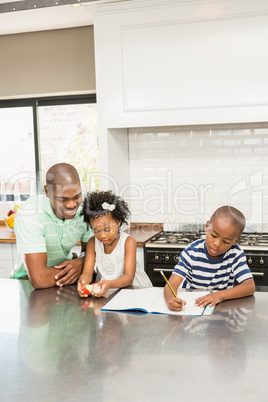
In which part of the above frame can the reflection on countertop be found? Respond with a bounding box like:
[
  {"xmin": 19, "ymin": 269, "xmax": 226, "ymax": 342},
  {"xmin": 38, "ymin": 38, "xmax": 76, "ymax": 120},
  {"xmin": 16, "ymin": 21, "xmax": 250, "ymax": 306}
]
[{"xmin": 1, "ymin": 279, "xmax": 268, "ymax": 401}]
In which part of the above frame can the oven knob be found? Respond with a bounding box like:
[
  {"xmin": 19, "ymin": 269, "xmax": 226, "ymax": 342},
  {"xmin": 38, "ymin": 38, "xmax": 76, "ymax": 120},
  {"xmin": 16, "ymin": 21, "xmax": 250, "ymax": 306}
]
[
  {"xmin": 164, "ymin": 254, "xmax": 170, "ymax": 262},
  {"xmin": 174, "ymin": 255, "xmax": 180, "ymax": 262},
  {"xmin": 260, "ymin": 258, "xmax": 264, "ymax": 265},
  {"xmin": 154, "ymin": 254, "xmax": 160, "ymax": 262},
  {"xmin": 248, "ymin": 257, "xmax": 253, "ymax": 265}
]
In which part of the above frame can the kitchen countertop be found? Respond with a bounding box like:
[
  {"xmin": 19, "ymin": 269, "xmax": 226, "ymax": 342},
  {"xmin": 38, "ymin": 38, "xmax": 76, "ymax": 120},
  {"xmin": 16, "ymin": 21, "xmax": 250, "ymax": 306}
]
[
  {"xmin": 124, "ymin": 222, "xmax": 163, "ymax": 246},
  {"xmin": 0, "ymin": 221, "xmax": 162, "ymax": 246},
  {"xmin": 0, "ymin": 220, "xmax": 16, "ymax": 243},
  {"xmin": 1, "ymin": 278, "xmax": 267, "ymax": 402}
]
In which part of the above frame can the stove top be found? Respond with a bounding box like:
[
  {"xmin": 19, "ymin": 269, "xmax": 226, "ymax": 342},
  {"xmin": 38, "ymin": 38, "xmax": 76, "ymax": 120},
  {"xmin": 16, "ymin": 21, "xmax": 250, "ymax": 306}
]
[
  {"xmin": 238, "ymin": 233, "xmax": 268, "ymax": 251},
  {"xmin": 145, "ymin": 231, "xmax": 268, "ymax": 251},
  {"xmin": 149, "ymin": 232, "xmax": 198, "ymax": 246},
  {"xmin": 145, "ymin": 231, "xmax": 201, "ymax": 249}
]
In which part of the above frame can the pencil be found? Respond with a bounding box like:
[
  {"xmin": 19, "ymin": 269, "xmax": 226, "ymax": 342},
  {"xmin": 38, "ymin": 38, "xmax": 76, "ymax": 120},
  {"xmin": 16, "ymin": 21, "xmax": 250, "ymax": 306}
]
[{"xmin": 160, "ymin": 270, "xmax": 177, "ymax": 298}]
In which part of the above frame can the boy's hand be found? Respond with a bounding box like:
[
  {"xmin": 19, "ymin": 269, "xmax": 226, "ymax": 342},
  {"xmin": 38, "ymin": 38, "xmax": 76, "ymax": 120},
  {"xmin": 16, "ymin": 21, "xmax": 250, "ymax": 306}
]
[
  {"xmin": 194, "ymin": 292, "xmax": 223, "ymax": 307},
  {"xmin": 167, "ymin": 297, "xmax": 186, "ymax": 312}
]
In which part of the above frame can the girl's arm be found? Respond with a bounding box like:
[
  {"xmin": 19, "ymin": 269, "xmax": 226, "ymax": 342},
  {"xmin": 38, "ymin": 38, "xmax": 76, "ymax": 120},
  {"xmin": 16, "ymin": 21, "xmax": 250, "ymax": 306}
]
[
  {"xmin": 77, "ymin": 237, "xmax": 96, "ymax": 297},
  {"xmin": 94, "ymin": 236, "xmax": 136, "ymax": 297}
]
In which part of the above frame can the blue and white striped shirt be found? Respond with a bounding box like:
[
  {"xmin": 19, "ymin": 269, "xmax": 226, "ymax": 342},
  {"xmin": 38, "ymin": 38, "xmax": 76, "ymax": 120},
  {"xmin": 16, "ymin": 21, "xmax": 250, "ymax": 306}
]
[{"xmin": 174, "ymin": 239, "xmax": 253, "ymax": 290}]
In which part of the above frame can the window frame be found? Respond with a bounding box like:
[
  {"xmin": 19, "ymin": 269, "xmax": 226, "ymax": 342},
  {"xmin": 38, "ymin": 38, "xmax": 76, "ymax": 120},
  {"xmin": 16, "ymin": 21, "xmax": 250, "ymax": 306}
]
[{"xmin": 0, "ymin": 94, "xmax": 97, "ymax": 194}]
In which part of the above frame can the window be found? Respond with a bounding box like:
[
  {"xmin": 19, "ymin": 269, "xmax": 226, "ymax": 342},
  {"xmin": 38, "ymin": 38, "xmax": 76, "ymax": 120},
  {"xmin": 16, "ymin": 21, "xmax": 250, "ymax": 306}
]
[
  {"xmin": 0, "ymin": 95, "xmax": 98, "ymax": 210},
  {"xmin": 0, "ymin": 105, "xmax": 36, "ymax": 203}
]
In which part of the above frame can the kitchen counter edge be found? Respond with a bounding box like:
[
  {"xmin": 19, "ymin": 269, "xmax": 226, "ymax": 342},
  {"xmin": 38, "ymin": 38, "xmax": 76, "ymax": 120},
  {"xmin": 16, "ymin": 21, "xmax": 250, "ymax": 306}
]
[{"xmin": 0, "ymin": 220, "xmax": 163, "ymax": 246}]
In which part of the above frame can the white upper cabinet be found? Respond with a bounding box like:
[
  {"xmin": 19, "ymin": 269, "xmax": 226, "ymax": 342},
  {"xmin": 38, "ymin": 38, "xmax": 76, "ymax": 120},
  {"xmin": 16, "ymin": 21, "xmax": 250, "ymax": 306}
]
[{"xmin": 92, "ymin": 0, "xmax": 268, "ymax": 128}]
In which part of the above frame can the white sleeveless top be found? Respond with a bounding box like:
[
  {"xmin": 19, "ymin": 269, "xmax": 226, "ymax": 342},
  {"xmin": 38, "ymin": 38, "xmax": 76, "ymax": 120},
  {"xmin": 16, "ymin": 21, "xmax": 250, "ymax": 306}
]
[{"xmin": 95, "ymin": 231, "xmax": 152, "ymax": 287}]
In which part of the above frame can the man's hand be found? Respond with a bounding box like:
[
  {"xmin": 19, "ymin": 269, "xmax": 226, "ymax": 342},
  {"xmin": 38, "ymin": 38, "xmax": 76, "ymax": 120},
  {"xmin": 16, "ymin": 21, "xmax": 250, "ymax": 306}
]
[{"xmin": 54, "ymin": 257, "xmax": 84, "ymax": 287}]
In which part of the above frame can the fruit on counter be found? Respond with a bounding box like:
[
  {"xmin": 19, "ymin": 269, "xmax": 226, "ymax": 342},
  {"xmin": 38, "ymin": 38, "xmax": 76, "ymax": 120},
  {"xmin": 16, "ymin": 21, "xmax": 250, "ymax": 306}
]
[
  {"xmin": 7, "ymin": 205, "xmax": 20, "ymax": 216},
  {"xmin": 5, "ymin": 205, "xmax": 20, "ymax": 229},
  {"xmin": 6, "ymin": 213, "xmax": 16, "ymax": 229},
  {"xmin": 7, "ymin": 209, "xmax": 16, "ymax": 216}
]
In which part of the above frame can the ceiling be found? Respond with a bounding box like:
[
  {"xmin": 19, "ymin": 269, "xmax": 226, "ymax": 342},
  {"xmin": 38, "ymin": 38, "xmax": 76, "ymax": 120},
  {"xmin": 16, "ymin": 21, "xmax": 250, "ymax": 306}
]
[{"xmin": 0, "ymin": 0, "xmax": 123, "ymax": 35}]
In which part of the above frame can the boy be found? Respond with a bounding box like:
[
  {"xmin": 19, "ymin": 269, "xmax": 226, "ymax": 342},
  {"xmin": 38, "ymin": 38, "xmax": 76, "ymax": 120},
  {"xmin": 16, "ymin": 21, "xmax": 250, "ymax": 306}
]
[{"xmin": 164, "ymin": 206, "xmax": 255, "ymax": 311}]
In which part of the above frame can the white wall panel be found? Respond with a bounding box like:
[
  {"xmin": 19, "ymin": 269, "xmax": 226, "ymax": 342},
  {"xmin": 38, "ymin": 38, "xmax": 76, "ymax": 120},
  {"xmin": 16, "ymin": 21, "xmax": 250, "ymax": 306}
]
[{"xmin": 122, "ymin": 14, "xmax": 268, "ymax": 111}]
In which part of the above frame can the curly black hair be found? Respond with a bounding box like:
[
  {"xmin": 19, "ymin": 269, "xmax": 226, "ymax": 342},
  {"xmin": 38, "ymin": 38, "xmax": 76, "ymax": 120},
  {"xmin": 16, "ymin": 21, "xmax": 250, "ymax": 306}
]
[{"xmin": 81, "ymin": 190, "xmax": 131, "ymax": 229}]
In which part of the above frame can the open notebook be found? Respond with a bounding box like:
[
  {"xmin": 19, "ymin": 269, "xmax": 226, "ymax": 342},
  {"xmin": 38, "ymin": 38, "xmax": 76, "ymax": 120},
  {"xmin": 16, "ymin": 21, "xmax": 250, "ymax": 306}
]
[{"xmin": 101, "ymin": 287, "xmax": 210, "ymax": 316}]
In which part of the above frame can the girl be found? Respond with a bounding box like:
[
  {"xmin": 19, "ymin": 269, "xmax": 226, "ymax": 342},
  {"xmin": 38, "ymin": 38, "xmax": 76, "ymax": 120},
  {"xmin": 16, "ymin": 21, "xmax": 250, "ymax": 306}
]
[{"xmin": 77, "ymin": 190, "xmax": 152, "ymax": 297}]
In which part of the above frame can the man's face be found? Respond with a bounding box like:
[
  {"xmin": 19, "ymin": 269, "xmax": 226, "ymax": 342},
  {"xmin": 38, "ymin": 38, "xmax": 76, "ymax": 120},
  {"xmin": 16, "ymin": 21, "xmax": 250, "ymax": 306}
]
[{"xmin": 45, "ymin": 182, "xmax": 82, "ymax": 220}]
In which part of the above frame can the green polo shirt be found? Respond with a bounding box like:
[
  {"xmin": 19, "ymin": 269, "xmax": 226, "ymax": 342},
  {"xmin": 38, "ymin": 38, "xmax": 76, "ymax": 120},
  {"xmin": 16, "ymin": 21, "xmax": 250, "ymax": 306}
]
[{"xmin": 11, "ymin": 194, "xmax": 93, "ymax": 279}]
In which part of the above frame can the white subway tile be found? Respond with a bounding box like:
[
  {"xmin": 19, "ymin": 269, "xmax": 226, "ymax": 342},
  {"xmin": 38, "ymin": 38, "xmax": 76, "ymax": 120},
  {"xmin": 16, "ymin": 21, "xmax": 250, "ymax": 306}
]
[
  {"xmin": 232, "ymin": 129, "xmax": 252, "ymax": 136},
  {"xmin": 213, "ymin": 130, "xmax": 232, "ymax": 137},
  {"xmin": 254, "ymin": 128, "xmax": 268, "ymax": 135},
  {"xmin": 128, "ymin": 125, "xmax": 268, "ymax": 227},
  {"xmin": 233, "ymin": 148, "xmax": 252, "ymax": 157},
  {"xmin": 243, "ymin": 138, "xmax": 263, "ymax": 146}
]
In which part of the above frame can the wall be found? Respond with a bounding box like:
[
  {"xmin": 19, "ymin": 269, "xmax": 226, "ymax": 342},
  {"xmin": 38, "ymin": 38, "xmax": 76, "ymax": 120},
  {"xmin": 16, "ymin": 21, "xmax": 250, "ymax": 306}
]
[
  {"xmin": 128, "ymin": 123, "xmax": 268, "ymax": 231},
  {"xmin": 91, "ymin": 0, "xmax": 268, "ymax": 229},
  {"xmin": 0, "ymin": 26, "xmax": 95, "ymax": 98}
]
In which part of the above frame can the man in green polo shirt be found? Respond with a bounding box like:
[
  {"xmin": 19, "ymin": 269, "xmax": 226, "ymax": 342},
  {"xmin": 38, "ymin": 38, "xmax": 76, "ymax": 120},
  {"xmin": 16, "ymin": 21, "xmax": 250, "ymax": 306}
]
[{"xmin": 11, "ymin": 163, "xmax": 93, "ymax": 289}]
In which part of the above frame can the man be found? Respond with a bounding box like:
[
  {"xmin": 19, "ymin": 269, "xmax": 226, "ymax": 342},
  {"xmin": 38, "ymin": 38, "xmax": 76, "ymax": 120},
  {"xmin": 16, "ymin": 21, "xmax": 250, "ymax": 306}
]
[{"xmin": 11, "ymin": 163, "xmax": 93, "ymax": 289}]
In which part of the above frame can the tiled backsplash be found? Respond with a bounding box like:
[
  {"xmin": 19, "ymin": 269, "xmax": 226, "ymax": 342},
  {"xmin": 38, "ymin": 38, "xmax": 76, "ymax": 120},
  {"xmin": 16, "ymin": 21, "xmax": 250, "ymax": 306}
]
[{"xmin": 128, "ymin": 123, "xmax": 268, "ymax": 232}]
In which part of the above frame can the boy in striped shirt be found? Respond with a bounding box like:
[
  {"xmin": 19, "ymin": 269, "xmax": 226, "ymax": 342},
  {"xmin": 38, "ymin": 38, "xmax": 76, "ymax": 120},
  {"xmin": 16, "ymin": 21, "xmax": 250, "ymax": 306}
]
[{"xmin": 164, "ymin": 206, "xmax": 255, "ymax": 311}]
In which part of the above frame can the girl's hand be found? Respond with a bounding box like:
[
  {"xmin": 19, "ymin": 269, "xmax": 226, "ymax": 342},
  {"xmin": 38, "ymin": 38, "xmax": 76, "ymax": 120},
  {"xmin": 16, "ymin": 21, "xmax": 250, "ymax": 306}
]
[
  {"xmin": 92, "ymin": 280, "xmax": 110, "ymax": 298},
  {"xmin": 77, "ymin": 273, "xmax": 92, "ymax": 298}
]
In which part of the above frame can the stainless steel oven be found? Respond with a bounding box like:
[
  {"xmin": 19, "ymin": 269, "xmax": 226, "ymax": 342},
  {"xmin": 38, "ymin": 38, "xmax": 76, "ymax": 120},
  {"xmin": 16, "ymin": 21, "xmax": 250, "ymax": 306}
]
[{"xmin": 145, "ymin": 231, "xmax": 268, "ymax": 291}]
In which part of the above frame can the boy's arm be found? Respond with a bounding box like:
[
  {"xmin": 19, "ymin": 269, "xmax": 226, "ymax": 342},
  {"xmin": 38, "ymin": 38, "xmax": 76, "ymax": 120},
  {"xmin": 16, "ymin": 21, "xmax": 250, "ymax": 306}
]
[
  {"xmin": 194, "ymin": 278, "xmax": 255, "ymax": 307},
  {"xmin": 163, "ymin": 273, "xmax": 186, "ymax": 311}
]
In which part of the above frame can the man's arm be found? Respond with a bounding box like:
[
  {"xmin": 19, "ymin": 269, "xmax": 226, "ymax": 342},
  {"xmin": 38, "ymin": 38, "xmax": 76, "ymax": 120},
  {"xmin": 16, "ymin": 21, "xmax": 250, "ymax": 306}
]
[
  {"xmin": 23, "ymin": 244, "xmax": 87, "ymax": 289},
  {"xmin": 23, "ymin": 253, "xmax": 60, "ymax": 289}
]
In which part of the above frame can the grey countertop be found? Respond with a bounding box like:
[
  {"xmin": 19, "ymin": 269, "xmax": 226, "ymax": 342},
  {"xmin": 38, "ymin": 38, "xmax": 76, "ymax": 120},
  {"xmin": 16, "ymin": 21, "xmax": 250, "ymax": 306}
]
[{"xmin": 1, "ymin": 279, "xmax": 267, "ymax": 402}]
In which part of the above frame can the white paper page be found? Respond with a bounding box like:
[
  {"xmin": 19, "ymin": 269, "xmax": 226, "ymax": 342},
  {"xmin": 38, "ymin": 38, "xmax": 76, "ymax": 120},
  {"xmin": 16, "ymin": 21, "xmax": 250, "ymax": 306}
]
[
  {"xmin": 102, "ymin": 288, "xmax": 163, "ymax": 313},
  {"xmin": 101, "ymin": 288, "xmax": 210, "ymax": 316},
  {"xmin": 152, "ymin": 290, "xmax": 209, "ymax": 316}
]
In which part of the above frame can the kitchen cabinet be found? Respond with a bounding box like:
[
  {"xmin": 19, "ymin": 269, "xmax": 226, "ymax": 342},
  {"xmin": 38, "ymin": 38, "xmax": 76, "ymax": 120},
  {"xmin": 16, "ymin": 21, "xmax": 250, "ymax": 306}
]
[
  {"xmin": 94, "ymin": 0, "xmax": 268, "ymax": 130},
  {"xmin": 0, "ymin": 243, "xmax": 17, "ymax": 278}
]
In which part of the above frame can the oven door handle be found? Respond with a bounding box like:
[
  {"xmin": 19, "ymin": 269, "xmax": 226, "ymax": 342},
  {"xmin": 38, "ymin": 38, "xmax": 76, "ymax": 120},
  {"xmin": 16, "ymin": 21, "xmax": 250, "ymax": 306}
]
[
  {"xmin": 252, "ymin": 272, "xmax": 265, "ymax": 277},
  {"xmin": 153, "ymin": 268, "xmax": 174, "ymax": 273}
]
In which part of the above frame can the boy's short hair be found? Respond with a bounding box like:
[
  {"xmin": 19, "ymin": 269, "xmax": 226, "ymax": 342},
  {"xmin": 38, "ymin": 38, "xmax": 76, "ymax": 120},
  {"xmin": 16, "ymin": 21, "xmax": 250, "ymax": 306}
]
[{"xmin": 210, "ymin": 206, "xmax": 246, "ymax": 236}]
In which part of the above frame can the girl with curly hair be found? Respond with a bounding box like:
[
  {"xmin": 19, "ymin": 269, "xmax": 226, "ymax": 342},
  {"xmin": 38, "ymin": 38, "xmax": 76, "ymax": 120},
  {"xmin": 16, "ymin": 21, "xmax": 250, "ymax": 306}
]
[{"xmin": 77, "ymin": 190, "xmax": 152, "ymax": 297}]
